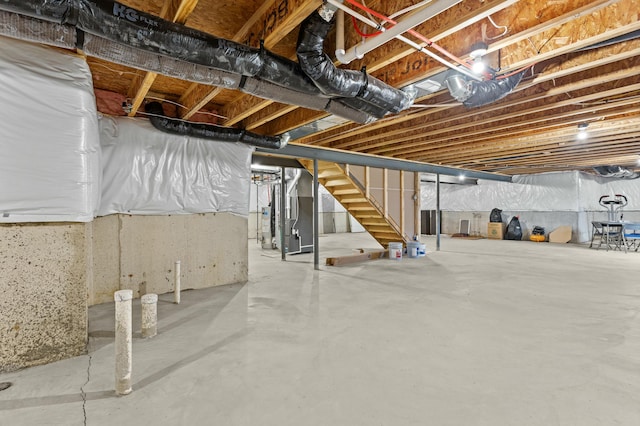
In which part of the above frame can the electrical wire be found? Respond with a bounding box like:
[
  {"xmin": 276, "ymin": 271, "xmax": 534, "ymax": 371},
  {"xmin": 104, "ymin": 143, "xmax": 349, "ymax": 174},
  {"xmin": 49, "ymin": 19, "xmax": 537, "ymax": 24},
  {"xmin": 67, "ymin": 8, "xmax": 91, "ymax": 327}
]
[
  {"xmin": 496, "ymin": 62, "xmax": 538, "ymax": 79},
  {"xmin": 389, "ymin": 0, "xmax": 434, "ymax": 20},
  {"xmin": 351, "ymin": 15, "xmax": 381, "ymax": 38},
  {"xmin": 90, "ymin": 62, "xmax": 141, "ymax": 77},
  {"xmin": 486, "ymin": 15, "xmax": 508, "ymax": 39},
  {"xmin": 359, "ymin": 0, "xmax": 379, "ymax": 26},
  {"xmin": 144, "ymin": 96, "xmax": 228, "ymax": 120},
  {"xmin": 328, "ymin": 0, "xmax": 481, "ymax": 80},
  {"xmin": 343, "ymin": 0, "xmax": 474, "ymax": 73},
  {"xmin": 135, "ymin": 110, "xmax": 237, "ymax": 129}
]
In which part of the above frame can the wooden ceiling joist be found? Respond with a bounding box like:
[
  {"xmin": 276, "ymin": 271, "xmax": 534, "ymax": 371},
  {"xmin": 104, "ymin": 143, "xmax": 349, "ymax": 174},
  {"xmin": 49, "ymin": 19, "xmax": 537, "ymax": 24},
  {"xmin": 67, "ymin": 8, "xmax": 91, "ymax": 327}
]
[{"xmin": 126, "ymin": 0, "xmax": 199, "ymax": 117}]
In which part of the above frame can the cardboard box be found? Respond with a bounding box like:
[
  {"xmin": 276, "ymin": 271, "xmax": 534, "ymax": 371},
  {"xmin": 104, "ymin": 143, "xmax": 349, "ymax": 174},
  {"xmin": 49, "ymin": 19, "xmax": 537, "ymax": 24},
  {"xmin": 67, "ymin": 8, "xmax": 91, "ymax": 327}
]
[{"xmin": 487, "ymin": 222, "xmax": 505, "ymax": 239}]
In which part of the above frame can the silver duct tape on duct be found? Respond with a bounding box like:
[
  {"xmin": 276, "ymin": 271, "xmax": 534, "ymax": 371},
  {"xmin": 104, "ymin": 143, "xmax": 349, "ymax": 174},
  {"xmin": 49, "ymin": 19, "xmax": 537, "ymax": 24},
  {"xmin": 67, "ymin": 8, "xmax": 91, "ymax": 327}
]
[
  {"xmin": 0, "ymin": 0, "xmax": 415, "ymax": 126},
  {"xmin": 0, "ymin": 11, "xmax": 76, "ymax": 49}
]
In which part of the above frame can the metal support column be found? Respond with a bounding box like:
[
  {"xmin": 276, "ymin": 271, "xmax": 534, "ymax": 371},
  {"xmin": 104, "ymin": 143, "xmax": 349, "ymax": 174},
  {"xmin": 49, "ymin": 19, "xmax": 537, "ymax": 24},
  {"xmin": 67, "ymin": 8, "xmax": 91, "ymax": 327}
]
[
  {"xmin": 256, "ymin": 175, "xmax": 260, "ymax": 244},
  {"xmin": 436, "ymin": 173, "xmax": 441, "ymax": 251},
  {"xmin": 313, "ymin": 159, "xmax": 320, "ymax": 270},
  {"xmin": 280, "ymin": 167, "xmax": 286, "ymax": 261}
]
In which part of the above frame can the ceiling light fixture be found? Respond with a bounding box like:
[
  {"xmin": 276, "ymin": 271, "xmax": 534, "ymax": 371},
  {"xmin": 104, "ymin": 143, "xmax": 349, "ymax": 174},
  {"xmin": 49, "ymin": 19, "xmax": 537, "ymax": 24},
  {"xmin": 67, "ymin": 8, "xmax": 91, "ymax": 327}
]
[
  {"xmin": 471, "ymin": 60, "xmax": 486, "ymax": 74},
  {"xmin": 469, "ymin": 41, "xmax": 489, "ymax": 59},
  {"xmin": 577, "ymin": 122, "xmax": 589, "ymax": 140},
  {"xmin": 468, "ymin": 42, "xmax": 492, "ymax": 76}
]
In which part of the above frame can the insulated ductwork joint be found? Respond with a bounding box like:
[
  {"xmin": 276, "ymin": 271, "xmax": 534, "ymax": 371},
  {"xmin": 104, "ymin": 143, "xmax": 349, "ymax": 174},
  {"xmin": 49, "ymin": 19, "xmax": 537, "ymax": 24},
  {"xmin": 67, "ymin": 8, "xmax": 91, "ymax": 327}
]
[
  {"xmin": 445, "ymin": 70, "xmax": 526, "ymax": 108},
  {"xmin": 145, "ymin": 102, "xmax": 287, "ymax": 149}
]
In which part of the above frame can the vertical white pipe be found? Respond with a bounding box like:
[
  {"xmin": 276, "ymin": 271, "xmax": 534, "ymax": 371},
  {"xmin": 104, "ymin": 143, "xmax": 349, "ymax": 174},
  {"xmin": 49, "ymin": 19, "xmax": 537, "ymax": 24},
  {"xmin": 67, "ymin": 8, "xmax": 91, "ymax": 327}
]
[
  {"xmin": 141, "ymin": 293, "xmax": 158, "ymax": 339},
  {"xmin": 335, "ymin": 0, "xmax": 461, "ymax": 63},
  {"xmin": 114, "ymin": 289, "xmax": 133, "ymax": 396},
  {"xmin": 335, "ymin": 9, "xmax": 345, "ymax": 59},
  {"xmin": 174, "ymin": 260, "xmax": 181, "ymax": 304}
]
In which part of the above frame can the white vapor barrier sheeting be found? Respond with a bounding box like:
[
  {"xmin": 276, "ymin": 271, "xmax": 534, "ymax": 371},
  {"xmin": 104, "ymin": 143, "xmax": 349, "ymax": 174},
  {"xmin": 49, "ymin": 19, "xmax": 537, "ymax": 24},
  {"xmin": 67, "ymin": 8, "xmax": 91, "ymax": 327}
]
[
  {"xmin": 578, "ymin": 173, "xmax": 640, "ymax": 211},
  {"xmin": 98, "ymin": 117, "xmax": 252, "ymax": 217},
  {"xmin": 0, "ymin": 36, "xmax": 100, "ymax": 222},
  {"xmin": 421, "ymin": 171, "xmax": 640, "ymax": 212},
  {"xmin": 421, "ymin": 172, "xmax": 580, "ymax": 211}
]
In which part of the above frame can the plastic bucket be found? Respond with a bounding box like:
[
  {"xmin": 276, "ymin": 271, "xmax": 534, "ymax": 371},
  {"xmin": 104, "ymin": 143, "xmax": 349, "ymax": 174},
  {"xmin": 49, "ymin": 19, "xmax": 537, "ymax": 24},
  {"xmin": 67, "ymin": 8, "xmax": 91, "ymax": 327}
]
[
  {"xmin": 407, "ymin": 241, "xmax": 420, "ymax": 258},
  {"xmin": 418, "ymin": 243, "xmax": 426, "ymax": 257},
  {"xmin": 388, "ymin": 242, "xmax": 403, "ymax": 260}
]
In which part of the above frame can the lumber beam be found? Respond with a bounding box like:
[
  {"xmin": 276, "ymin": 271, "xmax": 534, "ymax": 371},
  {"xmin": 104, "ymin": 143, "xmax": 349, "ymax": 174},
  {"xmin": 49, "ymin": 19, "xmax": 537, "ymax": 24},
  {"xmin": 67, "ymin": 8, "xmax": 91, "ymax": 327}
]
[{"xmin": 127, "ymin": 0, "xmax": 199, "ymax": 117}]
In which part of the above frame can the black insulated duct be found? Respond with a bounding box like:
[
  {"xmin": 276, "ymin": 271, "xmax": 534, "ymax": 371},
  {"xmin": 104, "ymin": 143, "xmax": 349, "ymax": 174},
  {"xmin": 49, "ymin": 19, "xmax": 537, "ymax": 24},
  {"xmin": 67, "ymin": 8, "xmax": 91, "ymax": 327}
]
[
  {"xmin": 592, "ymin": 165, "xmax": 640, "ymax": 179},
  {"xmin": 445, "ymin": 70, "xmax": 526, "ymax": 108},
  {"xmin": 296, "ymin": 6, "xmax": 414, "ymax": 119},
  {"xmin": 145, "ymin": 102, "xmax": 288, "ymax": 150},
  {"xmin": 0, "ymin": 0, "xmax": 406, "ymax": 124}
]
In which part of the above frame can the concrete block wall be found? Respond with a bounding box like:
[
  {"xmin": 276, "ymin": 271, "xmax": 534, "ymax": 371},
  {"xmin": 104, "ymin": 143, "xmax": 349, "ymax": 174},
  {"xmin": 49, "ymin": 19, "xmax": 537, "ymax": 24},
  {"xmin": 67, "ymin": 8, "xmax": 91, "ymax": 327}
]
[
  {"xmin": 1, "ymin": 212, "xmax": 248, "ymax": 371},
  {"xmin": 0, "ymin": 223, "xmax": 91, "ymax": 372},
  {"xmin": 92, "ymin": 212, "xmax": 248, "ymax": 306}
]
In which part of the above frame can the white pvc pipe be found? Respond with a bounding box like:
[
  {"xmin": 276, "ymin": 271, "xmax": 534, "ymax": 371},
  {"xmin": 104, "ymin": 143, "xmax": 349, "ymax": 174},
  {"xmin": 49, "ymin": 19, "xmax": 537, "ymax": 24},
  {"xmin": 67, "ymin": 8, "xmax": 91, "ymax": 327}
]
[
  {"xmin": 174, "ymin": 260, "xmax": 181, "ymax": 304},
  {"xmin": 335, "ymin": 0, "xmax": 461, "ymax": 64},
  {"xmin": 114, "ymin": 289, "xmax": 133, "ymax": 396},
  {"xmin": 141, "ymin": 293, "xmax": 158, "ymax": 339},
  {"xmin": 335, "ymin": 9, "xmax": 345, "ymax": 59},
  {"xmin": 329, "ymin": 0, "xmax": 481, "ymax": 81}
]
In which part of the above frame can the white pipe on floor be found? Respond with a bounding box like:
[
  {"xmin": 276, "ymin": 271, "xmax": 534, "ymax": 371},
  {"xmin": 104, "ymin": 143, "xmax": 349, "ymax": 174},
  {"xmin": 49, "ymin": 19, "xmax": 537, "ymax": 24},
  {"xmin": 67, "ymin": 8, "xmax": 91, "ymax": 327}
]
[
  {"xmin": 174, "ymin": 260, "xmax": 181, "ymax": 304},
  {"xmin": 114, "ymin": 289, "xmax": 133, "ymax": 396},
  {"xmin": 141, "ymin": 293, "xmax": 158, "ymax": 339},
  {"xmin": 333, "ymin": 0, "xmax": 461, "ymax": 64}
]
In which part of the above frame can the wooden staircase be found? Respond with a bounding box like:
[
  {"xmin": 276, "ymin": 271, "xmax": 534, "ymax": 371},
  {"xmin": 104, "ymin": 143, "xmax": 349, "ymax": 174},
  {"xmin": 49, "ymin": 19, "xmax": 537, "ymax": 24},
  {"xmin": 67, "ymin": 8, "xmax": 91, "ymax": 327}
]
[{"xmin": 300, "ymin": 160, "xmax": 409, "ymax": 248}]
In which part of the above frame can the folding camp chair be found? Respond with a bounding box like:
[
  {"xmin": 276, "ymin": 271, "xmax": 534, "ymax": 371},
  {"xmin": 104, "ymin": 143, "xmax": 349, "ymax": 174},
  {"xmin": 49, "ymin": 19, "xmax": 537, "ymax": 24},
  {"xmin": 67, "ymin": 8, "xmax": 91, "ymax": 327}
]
[{"xmin": 623, "ymin": 223, "xmax": 640, "ymax": 252}]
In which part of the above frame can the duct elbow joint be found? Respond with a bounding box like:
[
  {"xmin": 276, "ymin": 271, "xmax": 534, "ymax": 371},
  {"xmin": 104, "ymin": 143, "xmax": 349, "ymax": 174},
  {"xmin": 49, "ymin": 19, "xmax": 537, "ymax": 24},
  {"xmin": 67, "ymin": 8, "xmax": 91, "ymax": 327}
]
[{"xmin": 278, "ymin": 133, "xmax": 290, "ymax": 149}]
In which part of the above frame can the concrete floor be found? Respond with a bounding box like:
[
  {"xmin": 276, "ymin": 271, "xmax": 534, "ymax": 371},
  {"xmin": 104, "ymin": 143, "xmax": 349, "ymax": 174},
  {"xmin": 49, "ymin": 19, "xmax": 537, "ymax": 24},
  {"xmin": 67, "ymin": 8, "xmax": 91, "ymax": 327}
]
[{"xmin": 1, "ymin": 232, "xmax": 640, "ymax": 425}]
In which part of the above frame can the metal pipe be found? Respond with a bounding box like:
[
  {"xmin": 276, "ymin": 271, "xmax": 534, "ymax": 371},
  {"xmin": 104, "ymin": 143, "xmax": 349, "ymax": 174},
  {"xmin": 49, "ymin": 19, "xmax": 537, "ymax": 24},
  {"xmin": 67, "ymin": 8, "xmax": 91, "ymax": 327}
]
[
  {"xmin": 280, "ymin": 166, "xmax": 287, "ymax": 261},
  {"xmin": 313, "ymin": 159, "xmax": 320, "ymax": 270},
  {"xmin": 114, "ymin": 289, "xmax": 133, "ymax": 396},
  {"xmin": 436, "ymin": 173, "xmax": 441, "ymax": 251},
  {"xmin": 256, "ymin": 178, "xmax": 260, "ymax": 244},
  {"xmin": 141, "ymin": 293, "xmax": 158, "ymax": 339},
  {"xmin": 174, "ymin": 261, "xmax": 181, "ymax": 304},
  {"xmin": 338, "ymin": 0, "xmax": 461, "ymax": 64}
]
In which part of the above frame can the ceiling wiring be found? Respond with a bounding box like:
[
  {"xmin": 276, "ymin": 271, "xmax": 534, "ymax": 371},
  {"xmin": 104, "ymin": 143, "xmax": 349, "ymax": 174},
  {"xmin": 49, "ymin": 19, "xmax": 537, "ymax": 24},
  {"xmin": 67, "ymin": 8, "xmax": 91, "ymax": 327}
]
[{"xmin": 144, "ymin": 96, "xmax": 229, "ymax": 120}]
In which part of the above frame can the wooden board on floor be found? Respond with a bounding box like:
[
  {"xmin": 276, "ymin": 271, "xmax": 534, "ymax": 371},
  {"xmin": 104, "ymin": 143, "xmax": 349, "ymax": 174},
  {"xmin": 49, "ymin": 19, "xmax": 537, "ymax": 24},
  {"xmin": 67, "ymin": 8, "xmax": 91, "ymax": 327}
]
[{"xmin": 326, "ymin": 249, "xmax": 388, "ymax": 266}]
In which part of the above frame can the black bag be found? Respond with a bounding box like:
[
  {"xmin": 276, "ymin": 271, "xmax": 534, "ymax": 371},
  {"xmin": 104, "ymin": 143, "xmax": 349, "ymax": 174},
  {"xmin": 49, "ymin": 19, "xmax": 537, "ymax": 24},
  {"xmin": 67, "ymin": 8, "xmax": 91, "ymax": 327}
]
[
  {"xmin": 505, "ymin": 216, "xmax": 523, "ymax": 240},
  {"xmin": 490, "ymin": 208, "xmax": 503, "ymax": 223},
  {"xmin": 532, "ymin": 226, "xmax": 545, "ymax": 236}
]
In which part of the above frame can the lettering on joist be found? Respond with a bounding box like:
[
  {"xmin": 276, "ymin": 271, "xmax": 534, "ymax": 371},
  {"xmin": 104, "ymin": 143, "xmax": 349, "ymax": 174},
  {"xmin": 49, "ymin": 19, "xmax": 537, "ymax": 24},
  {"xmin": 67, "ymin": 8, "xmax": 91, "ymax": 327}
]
[
  {"xmin": 372, "ymin": 55, "xmax": 436, "ymax": 87},
  {"xmin": 244, "ymin": 0, "xmax": 290, "ymax": 48}
]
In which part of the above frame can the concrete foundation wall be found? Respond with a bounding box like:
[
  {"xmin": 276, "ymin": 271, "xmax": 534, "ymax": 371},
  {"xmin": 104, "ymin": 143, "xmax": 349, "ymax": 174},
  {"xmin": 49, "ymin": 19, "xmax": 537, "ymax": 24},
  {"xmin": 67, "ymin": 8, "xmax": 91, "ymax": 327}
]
[
  {"xmin": 1, "ymin": 213, "xmax": 248, "ymax": 371},
  {"xmin": 0, "ymin": 223, "xmax": 90, "ymax": 372},
  {"xmin": 92, "ymin": 212, "xmax": 248, "ymax": 305}
]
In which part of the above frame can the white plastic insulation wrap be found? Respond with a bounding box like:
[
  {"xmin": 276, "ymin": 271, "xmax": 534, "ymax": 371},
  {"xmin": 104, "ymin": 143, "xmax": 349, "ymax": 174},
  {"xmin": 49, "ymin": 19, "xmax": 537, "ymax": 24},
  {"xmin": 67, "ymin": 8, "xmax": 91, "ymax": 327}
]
[
  {"xmin": 421, "ymin": 171, "xmax": 640, "ymax": 212},
  {"xmin": 0, "ymin": 36, "xmax": 100, "ymax": 222},
  {"xmin": 421, "ymin": 172, "xmax": 580, "ymax": 211},
  {"xmin": 578, "ymin": 173, "xmax": 640, "ymax": 211},
  {"xmin": 97, "ymin": 117, "xmax": 252, "ymax": 217}
]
